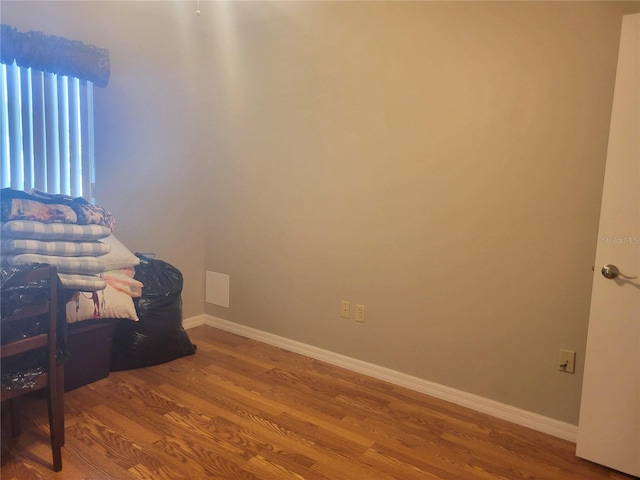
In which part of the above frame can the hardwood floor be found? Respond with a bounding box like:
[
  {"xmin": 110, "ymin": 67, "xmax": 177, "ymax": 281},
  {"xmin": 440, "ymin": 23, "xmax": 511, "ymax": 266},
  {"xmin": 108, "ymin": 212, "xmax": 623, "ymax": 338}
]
[{"xmin": 1, "ymin": 325, "xmax": 636, "ymax": 479}]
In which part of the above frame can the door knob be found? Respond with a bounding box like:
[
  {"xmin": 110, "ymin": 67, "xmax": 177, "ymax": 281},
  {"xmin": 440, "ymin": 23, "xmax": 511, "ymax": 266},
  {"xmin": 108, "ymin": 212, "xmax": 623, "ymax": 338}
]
[{"xmin": 601, "ymin": 264, "xmax": 638, "ymax": 280}]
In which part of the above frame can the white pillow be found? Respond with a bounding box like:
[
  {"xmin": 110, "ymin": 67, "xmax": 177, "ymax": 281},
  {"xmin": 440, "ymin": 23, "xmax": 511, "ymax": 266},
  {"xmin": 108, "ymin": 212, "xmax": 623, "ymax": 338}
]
[
  {"xmin": 98, "ymin": 234, "xmax": 140, "ymax": 270},
  {"xmin": 66, "ymin": 284, "xmax": 138, "ymax": 324}
]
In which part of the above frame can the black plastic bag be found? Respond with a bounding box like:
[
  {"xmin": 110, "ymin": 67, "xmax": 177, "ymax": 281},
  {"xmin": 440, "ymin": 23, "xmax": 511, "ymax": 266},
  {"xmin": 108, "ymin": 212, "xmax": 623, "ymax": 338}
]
[{"xmin": 110, "ymin": 255, "xmax": 195, "ymax": 371}]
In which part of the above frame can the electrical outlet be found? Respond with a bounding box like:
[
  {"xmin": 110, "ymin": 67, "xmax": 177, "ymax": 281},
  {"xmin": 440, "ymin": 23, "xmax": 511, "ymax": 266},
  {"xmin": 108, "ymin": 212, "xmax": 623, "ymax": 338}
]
[
  {"xmin": 356, "ymin": 304, "xmax": 366, "ymax": 323},
  {"xmin": 559, "ymin": 349, "xmax": 576, "ymax": 374},
  {"xmin": 341, "ymin": 300, "xmax": 350, "ymax": 319}
]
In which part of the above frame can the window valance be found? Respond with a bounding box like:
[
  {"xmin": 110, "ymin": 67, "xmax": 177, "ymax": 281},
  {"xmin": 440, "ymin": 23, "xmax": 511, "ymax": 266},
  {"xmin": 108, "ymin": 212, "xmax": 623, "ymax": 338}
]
[{"xmin": 0, "ymin": 24, "xmax": 110, "ymax": 87}]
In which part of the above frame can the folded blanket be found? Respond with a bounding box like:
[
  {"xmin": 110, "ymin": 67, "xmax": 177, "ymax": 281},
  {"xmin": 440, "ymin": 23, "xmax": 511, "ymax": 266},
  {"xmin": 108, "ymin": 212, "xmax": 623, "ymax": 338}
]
[
  {"xmin": 57, "ymin": 273, "xmax": 107, "ymax": 292},
  {"xmin": 2, "ymin": 253, "xmax": 105, "ymax": 275},
  {"xmin": 2, "ymin": 198, "xmax": 77, "ymax": 223},
  {"xmin": 1, "ymin": 220, "xmax": 111, "ymax": 241},
  {"xmin": 2, "ymin": 238, "xmax": 111, "ymax": 257},
  {"xmin": 0, "ymin": 188, "xmax": 115, "ymax": 229}
]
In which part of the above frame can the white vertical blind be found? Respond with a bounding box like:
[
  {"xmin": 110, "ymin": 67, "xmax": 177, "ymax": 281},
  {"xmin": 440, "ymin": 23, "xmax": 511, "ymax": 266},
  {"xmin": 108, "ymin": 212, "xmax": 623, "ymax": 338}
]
[
  {"xmin": 20, "ymin": 67, "xmax": 34, "ymax": 190},
  {"xmin": 0, "ymin": 65, "xmax": 8, "ymax": 188},
  {"xmin": 6, "ymin": 60, "xmax": 23, "ymax": 189},
  {"xmin": 0, "ymin": 60, "xmax": 95, "ymax": 201}
]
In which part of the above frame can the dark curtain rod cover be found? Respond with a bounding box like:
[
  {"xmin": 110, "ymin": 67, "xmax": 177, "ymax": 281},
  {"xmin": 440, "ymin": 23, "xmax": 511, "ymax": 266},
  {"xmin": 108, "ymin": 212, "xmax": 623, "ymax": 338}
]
[{"xmin": 0, "ymin": 24, "xmax": 110, "ymax": 87}]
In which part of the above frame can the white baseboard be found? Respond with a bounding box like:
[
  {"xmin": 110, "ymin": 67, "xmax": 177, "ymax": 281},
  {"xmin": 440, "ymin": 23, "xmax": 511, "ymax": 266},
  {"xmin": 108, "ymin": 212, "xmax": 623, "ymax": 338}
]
[
  {"xmin": 183, "ymin": 314, "xmax": 206, "ymax": 330},
  {"xmin": 183, "ymin": 314, "xmax": 578, "ymax": 443}
]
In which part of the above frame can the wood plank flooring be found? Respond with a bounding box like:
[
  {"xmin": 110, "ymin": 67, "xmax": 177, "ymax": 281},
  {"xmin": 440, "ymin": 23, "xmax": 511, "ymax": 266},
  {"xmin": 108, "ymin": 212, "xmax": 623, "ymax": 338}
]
[{"xmin": 1, "ymin": 325, "xmax": 637, "ymax": 479}]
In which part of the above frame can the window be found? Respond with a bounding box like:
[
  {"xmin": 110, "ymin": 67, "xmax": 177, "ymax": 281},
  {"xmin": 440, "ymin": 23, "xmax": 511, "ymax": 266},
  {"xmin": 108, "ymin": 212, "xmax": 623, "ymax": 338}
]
[
  {"xmin": 0, "ymin": 24, "xmax": 110, "ymax": 203},
  {"xmin": 1, "ymin": 61, "xmax": 96, "ymax": 202}
]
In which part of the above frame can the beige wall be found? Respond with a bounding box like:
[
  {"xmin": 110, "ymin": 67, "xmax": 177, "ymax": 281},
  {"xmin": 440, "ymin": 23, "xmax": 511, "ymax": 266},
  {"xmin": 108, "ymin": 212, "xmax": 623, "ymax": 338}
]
[
  {"xmin": 202, "ymin": 1, "xmax": 640, "ymax": 425},
  {"xmin": 3, "ymin": 1, "xmax": 639, "ymax": 425}
]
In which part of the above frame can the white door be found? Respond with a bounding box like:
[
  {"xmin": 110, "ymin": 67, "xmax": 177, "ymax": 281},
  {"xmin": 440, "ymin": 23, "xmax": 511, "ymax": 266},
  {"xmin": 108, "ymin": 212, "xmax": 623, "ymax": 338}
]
[{"xmin": 576, "ymin": 13, "xmax": 640, "ymax": 477}]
